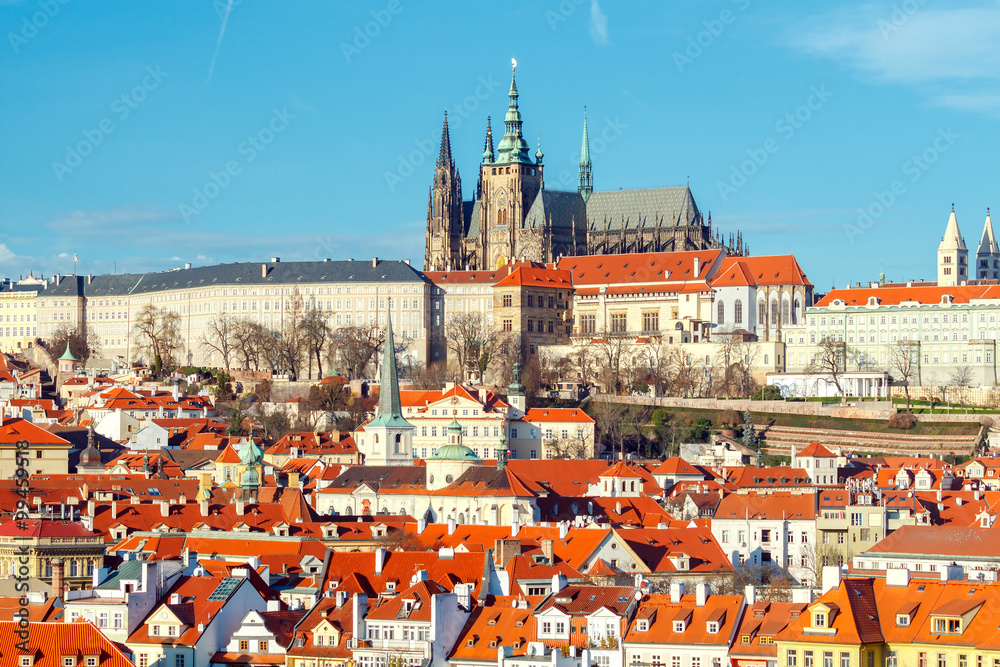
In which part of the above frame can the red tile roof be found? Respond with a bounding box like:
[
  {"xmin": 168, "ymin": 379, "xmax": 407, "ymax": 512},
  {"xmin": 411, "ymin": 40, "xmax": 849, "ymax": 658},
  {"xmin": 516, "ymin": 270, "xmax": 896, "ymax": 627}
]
[
  {"xmin": 1, "ymin": 620, "xmax": 134, "ymax": 666},
  {"xmin": 709, "ymin": 255, "xmax": 812, "ymax": 288}
]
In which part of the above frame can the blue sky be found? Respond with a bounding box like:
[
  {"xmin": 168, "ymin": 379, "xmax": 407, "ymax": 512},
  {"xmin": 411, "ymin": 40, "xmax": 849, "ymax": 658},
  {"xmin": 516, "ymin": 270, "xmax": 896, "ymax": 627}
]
[{"xmin": 1, "ymin": 0, "xmax": 999, "ymax": 290}]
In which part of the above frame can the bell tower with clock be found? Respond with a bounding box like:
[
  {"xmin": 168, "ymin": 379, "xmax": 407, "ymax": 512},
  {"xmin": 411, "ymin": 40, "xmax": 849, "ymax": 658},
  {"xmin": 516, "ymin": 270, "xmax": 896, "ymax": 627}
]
[{"xmin": 475, "ymin": 59, "xmax": 544, "ymax": 269}]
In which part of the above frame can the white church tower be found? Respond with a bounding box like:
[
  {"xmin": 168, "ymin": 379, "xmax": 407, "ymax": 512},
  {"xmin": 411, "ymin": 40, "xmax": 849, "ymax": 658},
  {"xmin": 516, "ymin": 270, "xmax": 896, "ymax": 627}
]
[
  {"xmin": 976, "ymin": 208, "xmax": 999, "ymax": 281},
  {"xmin": 938, "ymin": 205, "xmax": 968, "ymax": 287}
]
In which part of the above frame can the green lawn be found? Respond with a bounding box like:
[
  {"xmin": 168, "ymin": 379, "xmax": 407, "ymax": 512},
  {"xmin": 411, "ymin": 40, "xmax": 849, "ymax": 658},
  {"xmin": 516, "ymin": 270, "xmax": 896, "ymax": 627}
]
[{"xmin": 587, "ymin": 402, "xmax": 981, "ymax": 437}]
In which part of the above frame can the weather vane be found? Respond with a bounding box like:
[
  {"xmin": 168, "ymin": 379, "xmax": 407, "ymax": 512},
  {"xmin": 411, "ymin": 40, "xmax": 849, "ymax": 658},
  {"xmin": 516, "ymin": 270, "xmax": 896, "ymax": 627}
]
[{"xmin": 511, "ymin": 57, "xmax": 517, "ymax": 72}]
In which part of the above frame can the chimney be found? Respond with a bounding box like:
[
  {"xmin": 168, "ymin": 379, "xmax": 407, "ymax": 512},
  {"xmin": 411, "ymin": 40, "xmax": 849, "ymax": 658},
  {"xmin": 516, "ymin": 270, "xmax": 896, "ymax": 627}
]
[
  {"xmin": 372, "ymin": 257, "xmax": 378, "ymax": 268},
  {"xmin": 559, "ymin": 522, "xmax": 569, "ymax": 539},
  {"xmin": 540, "ymin": 538, "xmax": 554, "ymax": 564},
  {"xmin": 693, "ymin": 256, "xmax": 701, "ymax": 277},
  {"xmin": 822, "ymin": 565, "xmax": 842, "ymax": 594},
  {"xmin": 200, "ymin": 499, "xmax": 209, "ymax": 517},
  {"xmin": 447, "ymin": 517, "xmax": 456, "ymax": 535},
  {"xmin": 743, "ymin": 584, "xmax": 756, "ymax": 605},
  {"xmin": 511, "ymin": 519, "xmax": 520, "ymax": 537},
  {"xmin": 179, "ymin": 494, "xmax": 187, "ymax": 505},
  {"xmin": 288, "ymin": 472, "xmax": 300, "ymax": 489},
  {"xmin": 942, "ymin": 562, "xmax": 964, "ymax": 582},
  {"xmin": 261, "ymin": 264, "xmax": 268, "ymax": 278},
  {"xmin": 271, "ymin": 257, "xmax": 280, "ymax": 263},
  {"xmin": 551, "ymin": 574, "xmax": 567, "ymax": 594},
  {"xmin": 236, "ymin": 499, "xmax": 245, "ymax": 516},
  {"xmin": 937, "ymin": 489, "xmax": 943, "ymax": 502},
  {"xmin": 957, "ymin": 497, "xmax": 963, "ymax": 506},
  {"xmin": 975, "ymin": 490, "xmax": 981, "ymax": 501},
  {"xmin": 266, "ymin": 599, "xmax": 281, "ymax": 612},
  {"xmin": 337, "ymin": 589, "xmax": 349, "ymax": 607},
  {"xmin": 87, "ymin": 498, "xmax": 95, "ymax": 516},
  {"xmin": 886, "ymin": 568, "xmax": 910, "ymax": 587},
  {"xmin": 51, "ymin": 558, "xmax": 66, "ymax": 600},
  {"xmin": 374, "ymin": 547, "xmax": 387, "ymax": 575},
  {"xmin": 417, "ymin": 518, "xmax": 426, "ymax": 534},
  {"xmin": 160, "ymin": 500, "xmax": 169, "ymax": 517},
  {"xmin": 111, "ymin": 501, "xmax": 118, "ymax": 519},
  {"xmin": 184, "ymin": 263, "xmax": 191, "ymax": 270},
  {"xmin": 695, "ymin": 583, "xmax": 709, "ymax": 607},
  {"xmin": 670, "ymin": 582, "xmax": 685, "ymax": 604},
  {"xmin": 170, "ymin": 593, "xmax": 181, "ymax": 604}
]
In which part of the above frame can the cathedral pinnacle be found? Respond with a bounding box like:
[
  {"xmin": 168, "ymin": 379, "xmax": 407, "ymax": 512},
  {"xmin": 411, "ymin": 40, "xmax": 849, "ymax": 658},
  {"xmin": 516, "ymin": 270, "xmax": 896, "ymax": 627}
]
[
  {"xmin": 437, "ymin": 111, "xmax": 452, "ymax": 167},
  {"xmin": 496, "ymin": 61, "xmax": 531, "ymax": 164},
  {"xmin": 578, "ymin": 109, "xmax": 593, "ymax": 202},
  {"xmin": 482, "ymin": 115, "xmax": 495, "ymax": 163}
]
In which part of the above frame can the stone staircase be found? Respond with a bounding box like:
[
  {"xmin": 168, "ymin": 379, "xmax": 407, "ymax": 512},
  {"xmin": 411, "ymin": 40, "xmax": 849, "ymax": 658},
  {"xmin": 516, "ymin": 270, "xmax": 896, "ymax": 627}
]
[{"xmin": 761, "ymin": 424, "xmax": 978, "ymax": 455}]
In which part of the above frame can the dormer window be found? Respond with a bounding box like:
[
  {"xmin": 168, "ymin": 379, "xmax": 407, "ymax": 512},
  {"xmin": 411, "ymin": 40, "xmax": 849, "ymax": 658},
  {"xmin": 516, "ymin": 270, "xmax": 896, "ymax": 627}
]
[
  {"xmin": 673, "ymin": 620, "xmax": 686, "ymax": 632},
  {"xmin": 813, "ymin": 612, "xmax": 826, "ymax": 628},
  {"xmin": 636, "ymin": 620, "xmax": 648, "ymax": 632},
  {"xmin": 896, "ymin": 614, "xmax": 910, "ymax": 627},
  {"xmin": 932, "ymin": 618, "xmax": 962, "ymax": 634},
  {"xmin": 20, "ymin": 658, "xmax": 33, "ymax": 667},
  {"xmin": 63, "ymin": 659, "xmax": 75, "ymax": 667},
  {"xmin": 707, "ymin": 622, "xmax": 719, "ymax": 634}
]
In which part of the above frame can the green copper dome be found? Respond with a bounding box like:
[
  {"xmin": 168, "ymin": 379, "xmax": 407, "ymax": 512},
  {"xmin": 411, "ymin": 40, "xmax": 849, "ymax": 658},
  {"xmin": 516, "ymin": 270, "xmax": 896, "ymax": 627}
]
[
  {"xmin": 447, "ymin": 416, "xmax": 463, "ymax": 435},
  {"xmin": 431, "ymin": 443, "xmax": 481, "ymax": 461},
  {"xmin": 59, "ymin": 343, "xmax": 77, "ymax": 362}
]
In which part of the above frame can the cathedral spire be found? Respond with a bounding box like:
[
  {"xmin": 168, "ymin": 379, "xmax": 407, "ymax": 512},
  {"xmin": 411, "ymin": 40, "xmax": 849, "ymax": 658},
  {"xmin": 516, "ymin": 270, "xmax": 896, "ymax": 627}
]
[
  {"xmin": 578, "ymin": 109, "xmax": 593, "ymax": 202},
  {"xmin": 482, "ymin": 115, "xmax": 495, "ymax": 164},
  {"xmin": 437, "ymin": 111, "xmax": 452, "ymax": 166},
  {"xmin": 496, "ymin": 61, "xmax": 531, "ymax": 164}
]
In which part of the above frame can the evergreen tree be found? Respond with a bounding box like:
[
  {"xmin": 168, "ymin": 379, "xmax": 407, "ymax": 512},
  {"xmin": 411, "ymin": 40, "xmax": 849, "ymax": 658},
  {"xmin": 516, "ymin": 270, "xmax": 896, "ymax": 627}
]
[{"xmin": 741, "ymin": 410, "xmax": 759, "ymax": 450}]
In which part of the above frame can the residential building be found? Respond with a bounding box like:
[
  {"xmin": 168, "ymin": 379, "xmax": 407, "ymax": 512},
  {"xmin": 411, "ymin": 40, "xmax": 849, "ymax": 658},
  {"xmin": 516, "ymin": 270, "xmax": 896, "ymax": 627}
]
[
  {"xmin": 492, "ymin": 265, "xmax": 573, "ymax": 356},
  {"xmin": 0, "ymin": 417, "xmax": 72, "ymax": 477},
  {"xmin": 0, "ymin": 519, "xmax": 105, "ymax": 592},
  {"xmin": 212, "ymin": 606, "xmax": 304, "ymax": 667},
  {"xmin": 125, "ymin": 569, "xmax": 267, "ymax": 667},
  {"xmin": 709, "ymin": 254, "xmax": 813, "ymax": 342},
  {"xmin": 712, "ymin": 490, "xmax": 818, "ymax": 586},
  {"xmin": 2, "ymin": 620, "xmax": 135, "ymax": 667},
  {"xmin": 623, "ymin": 585, "xmax": 743, "ymax": 667}
]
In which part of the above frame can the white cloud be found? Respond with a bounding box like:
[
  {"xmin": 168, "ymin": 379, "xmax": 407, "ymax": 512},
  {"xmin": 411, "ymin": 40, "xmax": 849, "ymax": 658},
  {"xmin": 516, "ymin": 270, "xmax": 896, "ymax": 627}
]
[
  {"xmin": 589, "ymin": 0, "xmax": 611, "ymax": 47},
  {"xmin": 787, "ymin": 2, "xmax": 1000, "ymax": 113}
]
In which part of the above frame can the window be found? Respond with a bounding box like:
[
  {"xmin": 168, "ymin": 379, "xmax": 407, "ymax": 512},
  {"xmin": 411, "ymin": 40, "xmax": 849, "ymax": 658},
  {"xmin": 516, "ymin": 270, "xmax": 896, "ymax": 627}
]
[
  {"xmin": 813, "ymin": 613, "xmax": 826, "ymax": 628},
  {"xmin": 259, "ymin": 641, "xmax": 268, "ymax": 652},
  {"xmin": 240, "ymin": 640, "xmax": 249, "ymax": 652},
  {"xmin": 717, "ymin": 301, "xmax": 725, "ymax": 323},
  {"xmin": 642, "ymin": 311, "xmax": 659, "ymax": 332},
  {"xmin": 610, "ymin": 312, "xmax": 627, "ymax": 333},
  {"xmin": 734, "ymin": 299, "xmax": 743, "ymax": 324},
  {"xmin": 580, "ymin": 314, "xmax": 596, "ymax": 334},
  {"xmin": 841, "ymin": 654, "xmax": 850, "ymax": 667},
  {"xmin": 788, "ymin": 651, "xmax": 798, "ymax": 667},
  {"xmin": 175, "ymin": 657, "xmax": 185, "ymax": 667},
  {"xmin": 502, "ymin": 294, "xmax": 512, "ymax": 307}
]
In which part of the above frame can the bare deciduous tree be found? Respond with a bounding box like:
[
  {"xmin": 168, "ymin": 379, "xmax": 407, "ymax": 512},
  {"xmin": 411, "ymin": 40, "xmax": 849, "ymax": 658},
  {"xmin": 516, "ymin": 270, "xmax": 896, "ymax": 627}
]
[
  {"xmin": 807, "ymin": 339, "xmax": 848, "ymax": 397},
  {"xmin": 201, "ymin": 315, "xmax": 236, "ymax": 370},
  {"xmin": 45, "ymin": 323, "xmax": 101, "ymax": 368},
  {"xmin": 444, "ymin": 312, "xmax": 504, "ymax": 383},
  {"xmin": 330, "ymin": 324, "xmax": 384, "ymax": 379},
  {"xmin": 132, "ymin": 304, "xmax": 182, "ymax": 369},
  {"xmin": 300, "ymin": 308, "xmax": 332, "ymax": 379},
  {"xmin": 889, "ymin": 340, "xmax": 921, "ymax": 412}
]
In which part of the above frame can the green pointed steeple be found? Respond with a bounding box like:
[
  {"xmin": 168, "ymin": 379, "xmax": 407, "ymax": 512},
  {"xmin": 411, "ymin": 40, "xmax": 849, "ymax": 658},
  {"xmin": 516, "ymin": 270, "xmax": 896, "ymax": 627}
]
[
  {"xmin": 369, "ymin": 306, "xmax": 411, "ymax": 429},
  {"xmin": 578, "ymin": 109, "xmax": 593, "ymax": 202},
  {"xmin": 495, "ymin": 63, "xmax": 531, "ymax": 165},
  {"xmin": 482, "ymin": 115, "xmax": 495, "ymax": 164},
  {"xmin": 59, "ymin": 342, "xmax": 77, "ymax": 362}
]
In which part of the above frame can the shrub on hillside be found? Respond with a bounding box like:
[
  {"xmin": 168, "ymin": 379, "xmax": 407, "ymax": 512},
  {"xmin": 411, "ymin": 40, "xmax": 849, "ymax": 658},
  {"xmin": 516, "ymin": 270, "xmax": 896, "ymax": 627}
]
[{"xmin": 888, "ymin": 412, "xmax": 917, "ymax": 430}]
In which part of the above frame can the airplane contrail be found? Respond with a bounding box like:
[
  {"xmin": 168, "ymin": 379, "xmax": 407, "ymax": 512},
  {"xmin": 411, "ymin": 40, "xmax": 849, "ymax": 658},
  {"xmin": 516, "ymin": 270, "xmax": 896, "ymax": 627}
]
[{"xmin": 206, "ymin": 0, "xmax": 234, "ymax": 85}]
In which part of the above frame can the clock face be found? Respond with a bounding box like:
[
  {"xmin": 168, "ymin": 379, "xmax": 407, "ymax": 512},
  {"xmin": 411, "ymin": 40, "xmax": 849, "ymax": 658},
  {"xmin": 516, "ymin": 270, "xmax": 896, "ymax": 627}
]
[{"xmin": 497, "ymin": 190, "xmax": 508, "ymax": 208}]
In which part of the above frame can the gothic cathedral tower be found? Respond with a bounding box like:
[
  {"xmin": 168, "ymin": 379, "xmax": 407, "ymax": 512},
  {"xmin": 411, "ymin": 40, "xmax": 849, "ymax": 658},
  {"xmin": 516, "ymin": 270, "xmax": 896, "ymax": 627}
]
[
  {"xmin": 424, "ymin": 112, "xmax": 463, "ymax": 271},
  {"xmin": 472, "ymin": 62, "xmax": 544, "ymax": 269}
]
